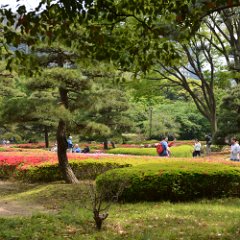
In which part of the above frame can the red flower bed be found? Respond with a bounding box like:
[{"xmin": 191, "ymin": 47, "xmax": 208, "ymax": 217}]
[
  {"xmin": 11, "ymin": 142, "xmax": 46, "ymax": 149},
  {"xmin": 0, "ymin": 152, "xmax": 133, "ymax": 170}
]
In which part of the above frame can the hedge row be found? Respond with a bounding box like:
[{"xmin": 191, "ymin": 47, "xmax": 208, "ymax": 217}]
[
  {"xmin": 107, "ymin": 145, "xmax": 193, "ymax": 157},
  {"xmin": 96, "ymin": 162, "xmax": 240, "ymax": 202},
  {"xmin": 1, "ymin": 160, "xmax": 131, "ymax": 182}
]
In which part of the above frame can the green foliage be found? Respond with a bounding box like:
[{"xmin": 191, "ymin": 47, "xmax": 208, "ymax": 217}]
[
  {"xmin": 128, "ymin": 99, "xmax": 210, "ymax": 140},
  {"xmin": 97, "ymin": 162, "xmax": 240, "ymax": 202},
  {"xmin": 107, "ymin": 145, "xmax": 193, "ymax": 158},
  {"xmin": 75, "ymin": 83, "xmax": 133, "ymax": 141},
  {"xmin": 18, "ymin": 160, "xmax": 131, "ymax": 182},
  {"xmin": 215, "ymin": 85, "xmax": 240, "ymax": 144}
]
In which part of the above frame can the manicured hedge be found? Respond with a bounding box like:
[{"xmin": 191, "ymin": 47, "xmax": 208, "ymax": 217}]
[
  {"xmin": 16, "ymin": 160, "xmax": 131, "ymax": 182},
  {"xmin": 96, "ymin": 161, "xmax": 240, "ymax": 202},
  {"xmin": 107, "ymin": 145, "xmax": 193, "ymax": 158}
]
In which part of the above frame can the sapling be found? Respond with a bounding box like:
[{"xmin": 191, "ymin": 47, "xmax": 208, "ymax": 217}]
[{"xmin": 83, "ymin": 168, "xmax": 129, "ymax": 230}]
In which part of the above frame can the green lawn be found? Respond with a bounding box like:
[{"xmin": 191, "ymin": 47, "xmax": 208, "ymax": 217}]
[
  {"xmin": 1, "ymin": 181, "xmax": 240, "ymax": 240},
  {"xmin": 107, "ymin": 145, "xmax": 193, "ymax": 158}
]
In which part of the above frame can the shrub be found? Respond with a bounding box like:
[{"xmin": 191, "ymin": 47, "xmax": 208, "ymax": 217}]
[
  {"xmin": 107, "ymin": 145, "xmax": 193, "ymax": 158},
  {"xmin": 96, "ymin": 161, "xmax": 240, "ymax": 202},
  {"xmin": 18, "ymin": 160, "xmax": 131, "ymax": 182}
]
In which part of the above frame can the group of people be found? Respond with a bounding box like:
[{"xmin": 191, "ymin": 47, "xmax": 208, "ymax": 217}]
[
  {"xmin": 157, "ymin": 135, "xmax": 240, "ymax": 161},
  {"xmin": 67, "ymin": 136, "xmax": 90, "ymax": 153},
  {"xmin": 156, "ymin": 137, "xmax": 205, "ymax": 158},
  {"xmin": 51, "ymin": 136, "xmax": 90, "ymax": 153}
]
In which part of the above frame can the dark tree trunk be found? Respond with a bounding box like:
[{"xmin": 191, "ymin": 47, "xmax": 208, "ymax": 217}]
[
  {"xmin": 211, "ymin": 115, "xmax": 217, "ymax": 139},
  {"xmin": 149, "ymin": 107, "xmax": 153, "ymax": 139},
  {"xmin": 57, "ymin": 87, "xmax": 78, "ymax": 184},
  {"xmin": 93, "ymin": 210, "xmax": 108, "ymax": 230},
  {"xmin": 57, "ymin": 119, "xmax": 79, "ymax": 184},
  {"xmin": 103, "ymin": 139, "xmax": 108, "ymax": 150},
  {"xmin": 94, "ymin": 212, "xmax": 103, "ymax": 230},
  {"xmin": 111, "ymin": 141, "xmax": 115, "ymax": 148},
  {"xmin": 44, "ymin": 126, "xmax": 49, "ymax": 148}
]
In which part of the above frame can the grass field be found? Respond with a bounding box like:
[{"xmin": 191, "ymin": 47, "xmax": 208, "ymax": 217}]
[{"xmin": 1, "ymin": 181, "xmax": 240, "ymax": 240}]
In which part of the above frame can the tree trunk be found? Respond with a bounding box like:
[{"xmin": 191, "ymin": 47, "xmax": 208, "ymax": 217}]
[
  {"xmin": 57, "ymin": 119, "xmax": 79, "ymax": 184},
  {"xmin": 44, "ymin": 126, "xmax": 49, "ymax": 148},
  {"xmin": 103, "ymin": 139, "xmax": 108, "ymax": 150},
  {"xmin": 57, "ymin": 87, "xmax": 78, "ymax": 183},
  {"xmin": 111, "ymin": 141, "xmax": 115, "ymax": 148},
  {"xmin": 210, "ymin": 112, "xmax": 217, "ymax": 142},
  {"xmin": 149, "ymin": 106, "xmax": 153, "ymax": 139},
  {"xmin": 94, "ymin": 211, "xmax": 103, "ymax": 230}
]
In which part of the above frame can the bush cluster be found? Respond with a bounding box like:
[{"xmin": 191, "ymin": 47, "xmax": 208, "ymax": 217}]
[
  {"xmin": 15, "ymin": 161, "xmax": 131, "ymax": 182},
  {"xmin": 96, "ymin": 162, "xmax": 240, "ymax": 202}
]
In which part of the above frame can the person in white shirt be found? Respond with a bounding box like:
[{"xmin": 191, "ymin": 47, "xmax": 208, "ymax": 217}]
[
  {"xmin": 230, "ymin": 138, "xmax": 240, "ymax": 161},
  {"xmin": 193, "ymin": 139, "xmax": 201, "ymax": 157}
]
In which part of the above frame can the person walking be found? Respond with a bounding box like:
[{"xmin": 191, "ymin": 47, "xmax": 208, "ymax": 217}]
[
  {"xmin": 192, "ymin": 139, "xmax": 201, "ymax": 157},
  {"xmin": 157, "ymin": 137, "xmax": 169, "ymax": 157},
  {"xmin": 230, "ymin": 138, "xmax": 240, "ymax": 161}
]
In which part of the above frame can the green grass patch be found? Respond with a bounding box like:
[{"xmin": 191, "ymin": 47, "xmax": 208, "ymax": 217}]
[
  {"xmin": 1, "ymin": 182, "xmax": 240, "ymax": 239},
  {"xmin": 107, "ymin": 145, "xmax": 193, "ymax": 157}
]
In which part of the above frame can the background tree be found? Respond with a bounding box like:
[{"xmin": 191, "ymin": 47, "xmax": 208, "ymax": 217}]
[
  {"xmin": 203, "ymin": 8, "xmax": 240, "ymax": 85},
  {"xmin": 215, "ymin": 84, "xmax": 240, "ymax": 143},
  {"xmin": 153, "ymin": 32, "xmax": 223, "ymax": 136},
  {"xmin": 74, "ymin": 79, "xmax": 133, "ymax": 149}
]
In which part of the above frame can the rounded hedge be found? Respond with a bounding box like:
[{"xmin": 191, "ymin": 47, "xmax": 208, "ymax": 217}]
[{"xmin": 96, "ymin": 161, "xmax": 240, "ymax": 202}]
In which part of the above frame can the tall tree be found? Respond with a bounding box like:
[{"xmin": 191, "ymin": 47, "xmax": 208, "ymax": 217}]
[
  {"xmin": 31, "ymin": 67, "xmax": 92, "ymax": 183},
  {"xmin": 153, "ymin": 32, "xmax": 220, "ymax": 135}
]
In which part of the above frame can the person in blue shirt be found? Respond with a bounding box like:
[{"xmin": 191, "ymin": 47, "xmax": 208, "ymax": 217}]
[
  {"xmin": 67, "ymin": 136, "xmax": 73, "ymax": 152},
  {"xmin": 159, "ymin": 137, "xmax": 169, "ymax": 157},
  {"xmin": 73, "ymin": 144, "xmax": 81, "ymax": 153}
]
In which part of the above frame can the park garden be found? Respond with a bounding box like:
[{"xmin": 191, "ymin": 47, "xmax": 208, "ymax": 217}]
[{"xmin": 0, "ymin": 0, "xmax": 240, "ymax": 239}]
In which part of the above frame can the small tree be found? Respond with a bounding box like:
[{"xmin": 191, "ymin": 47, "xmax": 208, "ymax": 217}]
[{"xmin": 82, "ymin": 169, "xmax": 129, "ymax": 230}]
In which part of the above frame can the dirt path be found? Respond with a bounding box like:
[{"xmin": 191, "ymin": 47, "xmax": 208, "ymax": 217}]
[{"xmin": 0, "ymin": 181, "xmax": 54, "ymax": 217}]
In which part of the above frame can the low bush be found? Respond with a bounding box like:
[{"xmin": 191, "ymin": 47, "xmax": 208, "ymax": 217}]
[
  {"xmin": 107, "ymin": 145, "xmax": 193, "ymax": 158},
  {"xmin": 18, "ymin": 160, "xmax": 131, "ymax": 182},
  {"xmin": 96, "ymin": 161, "xmax": 240, "ymax": 202}
]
